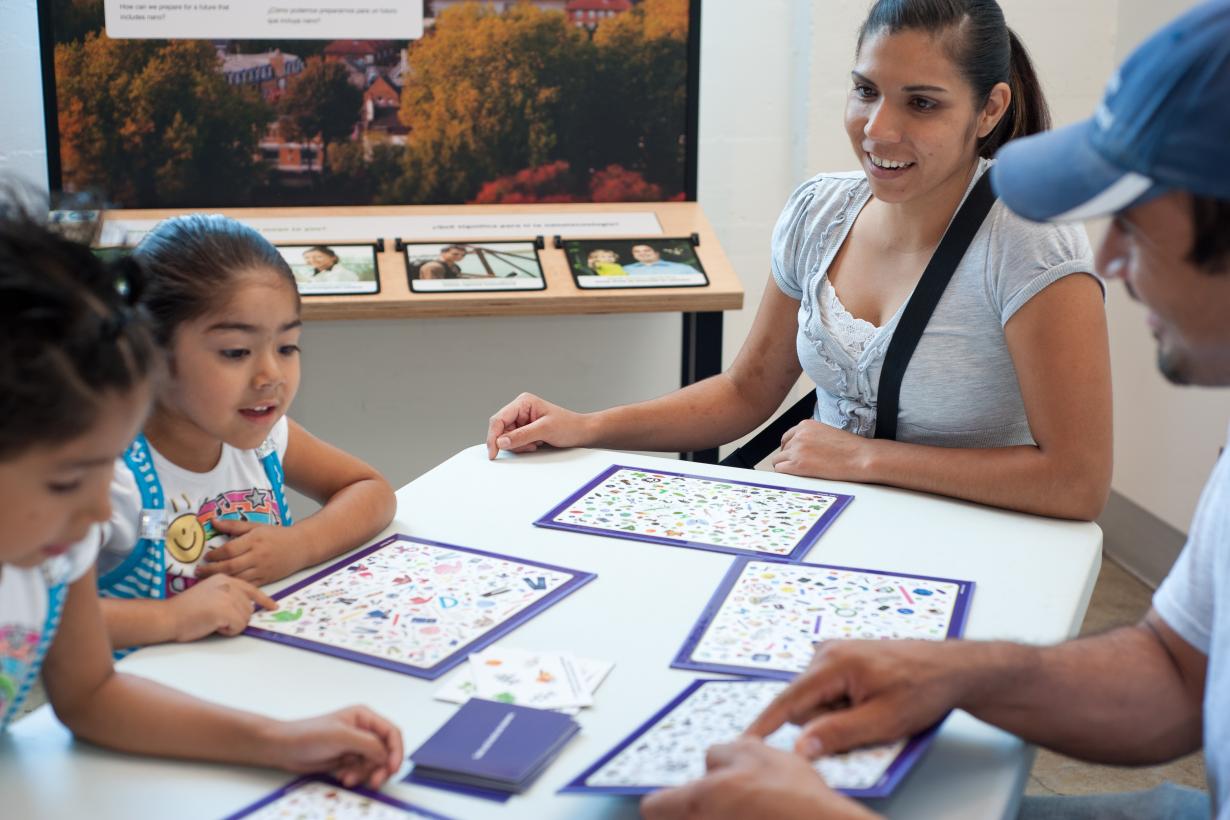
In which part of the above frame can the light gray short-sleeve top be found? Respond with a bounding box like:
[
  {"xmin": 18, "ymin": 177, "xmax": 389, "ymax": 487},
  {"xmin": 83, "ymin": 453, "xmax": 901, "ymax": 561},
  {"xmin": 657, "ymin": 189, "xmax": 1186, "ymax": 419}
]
[{"xmin": 771, "ymin": 159, "xmax": 1100, "ymax": 449}]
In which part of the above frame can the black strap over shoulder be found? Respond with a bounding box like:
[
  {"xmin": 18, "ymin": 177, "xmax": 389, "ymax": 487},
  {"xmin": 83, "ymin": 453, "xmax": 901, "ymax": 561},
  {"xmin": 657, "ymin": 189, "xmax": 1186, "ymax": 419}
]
[
  {"xmin": 874, "ymin": 172, "xmax": 996, "ymax": 440},
  {"xmin": 720, "ymin": 171, "xmax": 997, "ymax": 468}
]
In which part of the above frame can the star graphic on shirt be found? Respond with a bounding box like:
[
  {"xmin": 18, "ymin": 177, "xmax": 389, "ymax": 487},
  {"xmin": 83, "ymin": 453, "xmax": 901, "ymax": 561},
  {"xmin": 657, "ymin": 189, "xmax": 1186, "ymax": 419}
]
[{"xmin": 245, "ymin": 487, "xmax": 271, "ymax": 510}]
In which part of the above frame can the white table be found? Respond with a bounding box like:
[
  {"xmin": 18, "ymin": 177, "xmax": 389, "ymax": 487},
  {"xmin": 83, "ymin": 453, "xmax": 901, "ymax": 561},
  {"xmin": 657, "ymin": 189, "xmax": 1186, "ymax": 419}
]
[{"xmin": 3, "ymin": 446, "xmax": 1101, "ymax": 819}]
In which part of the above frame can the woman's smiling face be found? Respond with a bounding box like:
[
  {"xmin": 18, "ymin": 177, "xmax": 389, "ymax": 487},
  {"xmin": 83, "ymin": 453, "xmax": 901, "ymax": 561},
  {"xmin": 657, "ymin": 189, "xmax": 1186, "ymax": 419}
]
[{"xmin": 846, "ymin": 27, "xmax": 1008, "ymax": 204}]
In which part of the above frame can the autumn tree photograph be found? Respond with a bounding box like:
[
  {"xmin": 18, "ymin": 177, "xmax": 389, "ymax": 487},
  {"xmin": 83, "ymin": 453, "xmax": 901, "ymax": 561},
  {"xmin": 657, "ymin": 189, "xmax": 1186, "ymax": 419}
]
[{"xmin": 43, "ymin": 0, "xmax": 694, "ymax": 208}]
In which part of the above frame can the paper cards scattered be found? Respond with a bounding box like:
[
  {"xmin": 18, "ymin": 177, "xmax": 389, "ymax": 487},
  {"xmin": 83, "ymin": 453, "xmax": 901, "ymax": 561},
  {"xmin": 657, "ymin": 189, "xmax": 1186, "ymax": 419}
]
[
  {"xmin": 673, "ymin": 558, "xmax": 974, "ymax": 679},
  {"xmin": 536, "ymin": 465, "xmax": 853, "ymax": 560},
  {"xmin": 244, "ymin": 534, "xmax": 595, "ymax": 679},
  {"xmin": 435, "ymin": 648, "xmax": 614, "ymax": 713},
  {"xmin": 561, "ymin": 679, "xmax": 937, "ymax": 799},
  {"xmin": 223, "ymin": 775, "xmax": 451, "ymax": 819},
  {"xmin": 408, "ymin": 699, "xmax": 580, "ymax": 799}
]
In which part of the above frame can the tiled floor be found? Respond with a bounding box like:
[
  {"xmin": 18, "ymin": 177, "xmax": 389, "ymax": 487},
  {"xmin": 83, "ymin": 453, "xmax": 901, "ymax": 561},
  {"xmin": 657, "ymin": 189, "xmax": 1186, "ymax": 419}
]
[
  {"xmin": 1024, "ymin": 558, "xmax": 1208, "ymax": 796},
  {"xmin": 17, "ymin": 556, "xmax": 1211, "ymax": 805}
]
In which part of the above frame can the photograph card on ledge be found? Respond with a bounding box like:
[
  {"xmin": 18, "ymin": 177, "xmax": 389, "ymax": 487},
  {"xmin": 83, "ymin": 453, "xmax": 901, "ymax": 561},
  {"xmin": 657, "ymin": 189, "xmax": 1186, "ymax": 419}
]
[
  {"xmin": 562, "ymin": 237, "xmax": 708, "ymax": 289},
  {"xmin": 405, "ymin": 240, "xmax": 546, "ymax": 293},
  {"xmin": 277, "ymin": 242, "xmax": 380, "ymax": 296}
]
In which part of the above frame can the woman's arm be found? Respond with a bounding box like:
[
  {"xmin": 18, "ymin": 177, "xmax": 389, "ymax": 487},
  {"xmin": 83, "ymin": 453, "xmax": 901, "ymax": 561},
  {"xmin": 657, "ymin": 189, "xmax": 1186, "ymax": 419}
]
[
  {"xmin": 43, "ymin": 570, "xmax": 404, "ymax": 787},
  {"xmin": 773, "ymin": 273, "xmax": 1113, "ymax": 519},
  {"xmin": 487, "ymin": 279, "xmax": 806, "ymax": 456},
  {"xmin": 197, "ymin": 421, "xmax": 396, "ymax": 583}
]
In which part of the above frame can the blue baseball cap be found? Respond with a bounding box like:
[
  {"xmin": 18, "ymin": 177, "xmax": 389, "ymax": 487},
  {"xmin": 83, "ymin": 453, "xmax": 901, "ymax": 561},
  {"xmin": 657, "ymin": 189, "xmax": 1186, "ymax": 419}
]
[{"xmin": 991, "ymin": 0, "xmax": 1230, "ymax": 222}]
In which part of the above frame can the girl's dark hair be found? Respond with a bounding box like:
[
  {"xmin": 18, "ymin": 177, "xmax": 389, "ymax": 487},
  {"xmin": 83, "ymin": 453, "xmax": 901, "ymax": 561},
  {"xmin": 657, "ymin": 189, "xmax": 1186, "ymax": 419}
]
[
  {"xmin": 1190, "ymin": 195, "xmax": 1230, "ymax": 274},
  {"xmin": 857, "ymin": 0, "xmax": 1051, "ymax": 157},
  {"xmin": 0, "ymin": 209, "xmax": 156, "ymax": 458},
  {"xmin": 133, "ymin": 214, "xmax": 299, "ymax": 345}
]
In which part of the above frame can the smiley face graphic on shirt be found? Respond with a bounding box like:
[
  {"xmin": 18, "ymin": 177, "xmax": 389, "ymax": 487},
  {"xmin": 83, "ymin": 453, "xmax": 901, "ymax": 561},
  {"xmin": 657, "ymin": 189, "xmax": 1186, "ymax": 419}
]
[{"xmin": 164, "ymin": 512, "xmax": 207, "ymax": 565}]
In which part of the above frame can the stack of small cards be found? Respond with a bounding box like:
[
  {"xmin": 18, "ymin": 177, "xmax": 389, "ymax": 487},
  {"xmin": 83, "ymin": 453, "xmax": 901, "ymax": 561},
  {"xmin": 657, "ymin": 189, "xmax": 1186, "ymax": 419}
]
[
  {"xmin": 435, "ymin": 647, "xmax": 613, "ymax": 715},
  {"xmin": 409, "ymin": 699, "xmax": 580, "ymax": 798}
]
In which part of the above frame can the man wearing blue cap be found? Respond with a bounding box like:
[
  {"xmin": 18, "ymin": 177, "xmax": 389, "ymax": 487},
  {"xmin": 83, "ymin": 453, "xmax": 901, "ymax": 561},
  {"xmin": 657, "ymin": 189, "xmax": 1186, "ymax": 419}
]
[{"xmin": 643, "ymin": 2, "xmax": 1230, "ymax": 819}]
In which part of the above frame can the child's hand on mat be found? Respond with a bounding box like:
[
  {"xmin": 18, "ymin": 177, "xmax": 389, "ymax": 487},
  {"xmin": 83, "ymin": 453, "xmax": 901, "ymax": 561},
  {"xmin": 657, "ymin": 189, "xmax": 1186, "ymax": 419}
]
[
  {"xmin": 486, "ymin": 392, "xmax": 594, "ymax": 459},
  {"xmin": 641, "ymin": 737, "xmax": 878, "ymax": 820},
  {"xmin": 198, "ymin": 519, "xmax": 303, "ymax": 585},
  {"xmin": 772, "ymin": 419, "xmax": 874, "ymax": 482},
  {"xmin": 268, "ymin": 706, "xmax": 405, "ymax": 789},
  {"xmin": 170, "ymin": 574, "xmax": 277, "ymax": 642},
  {"xmin": 744, "ymin": 639, "xmax": 966, "ymax": 758}
]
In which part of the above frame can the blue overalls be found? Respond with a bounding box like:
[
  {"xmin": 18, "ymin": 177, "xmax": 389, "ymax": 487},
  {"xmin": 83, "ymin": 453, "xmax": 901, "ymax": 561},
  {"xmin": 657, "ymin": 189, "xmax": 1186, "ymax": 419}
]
[{"xmin": 96, "ymin": 434, "xmax": 292, "ymax": 657}]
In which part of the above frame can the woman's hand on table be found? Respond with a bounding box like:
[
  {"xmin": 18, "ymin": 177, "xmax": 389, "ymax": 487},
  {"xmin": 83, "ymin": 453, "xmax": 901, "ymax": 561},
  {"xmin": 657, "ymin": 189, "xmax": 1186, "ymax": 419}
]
[
  {"xmin": 640, "ymin": 737, "xmax": 880, "ymax": 820},
  {"xmin": 745, "ymin": 640, "xmax": 967, "ymax": 759},
  {"xmin": 486, "ymin": 392, "xmax": 594, "ymax": 458},
  {"xmin": 772, "ymin": 420, "xmax": 875, "ymax": 482}
]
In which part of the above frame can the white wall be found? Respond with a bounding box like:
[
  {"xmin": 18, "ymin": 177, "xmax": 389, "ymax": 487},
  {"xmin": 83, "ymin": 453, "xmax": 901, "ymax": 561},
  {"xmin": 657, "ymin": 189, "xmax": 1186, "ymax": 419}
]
[
  {"xmin": 3, "ymin": 0, "xmax": 1225, "ymax": 532},
  {"xmin": 1102, "ymin": 0, "xmax": 1230, "ymax": 534},
  {"xmin": 0, "ymin": 3, "xmax": 803, "ymax": 505}
]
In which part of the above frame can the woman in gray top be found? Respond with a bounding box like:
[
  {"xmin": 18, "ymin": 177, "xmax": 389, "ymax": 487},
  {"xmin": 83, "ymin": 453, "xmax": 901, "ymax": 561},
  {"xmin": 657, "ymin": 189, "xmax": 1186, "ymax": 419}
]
[{"xmin": 485, "ymin": 0, "xmax": 1112, "ymax": 521}]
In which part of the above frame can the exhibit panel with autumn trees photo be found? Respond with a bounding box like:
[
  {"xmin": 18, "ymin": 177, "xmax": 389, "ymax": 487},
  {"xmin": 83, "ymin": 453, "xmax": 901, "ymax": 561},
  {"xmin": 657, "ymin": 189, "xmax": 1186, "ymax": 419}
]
[{"xmin": 40, "ymin": 0, "xmax": 696, "ymax": 208}]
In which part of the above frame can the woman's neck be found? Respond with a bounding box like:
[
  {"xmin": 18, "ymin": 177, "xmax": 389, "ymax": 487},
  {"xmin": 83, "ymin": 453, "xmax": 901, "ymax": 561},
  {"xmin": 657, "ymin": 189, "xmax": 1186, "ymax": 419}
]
[
  {"xmin": 143, "ymin": 407, "xmax": 224, "ymax": 473},
  {"xmin": 873, "ymin": 159, "xmax": 981, "ymax": 254}
]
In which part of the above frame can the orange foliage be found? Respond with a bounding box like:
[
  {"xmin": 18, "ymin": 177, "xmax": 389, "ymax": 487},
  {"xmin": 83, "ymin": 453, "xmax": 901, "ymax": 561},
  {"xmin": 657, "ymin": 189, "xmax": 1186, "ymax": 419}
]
[
  {"xmin": 589, "ymin": 164, "xmax": 663, "ymax": 202},
  {"xmin": 470, "ymin": 160, "xmax": 579, "ymax": 204}
]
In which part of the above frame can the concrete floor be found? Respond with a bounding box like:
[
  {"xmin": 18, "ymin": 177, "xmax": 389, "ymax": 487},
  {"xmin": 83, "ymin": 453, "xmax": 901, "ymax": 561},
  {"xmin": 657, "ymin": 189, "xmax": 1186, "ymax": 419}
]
[{"xmin": 1024, "ymin": 558, "xmax": 1208, "ymax": 797}]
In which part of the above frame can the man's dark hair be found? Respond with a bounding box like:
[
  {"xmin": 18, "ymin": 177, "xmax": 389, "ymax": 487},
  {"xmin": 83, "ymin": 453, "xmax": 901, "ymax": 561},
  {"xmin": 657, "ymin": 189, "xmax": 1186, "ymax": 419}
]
[{"xmin": 1190, "ymin": 195, "xmax": 1230, "ymax": 274}]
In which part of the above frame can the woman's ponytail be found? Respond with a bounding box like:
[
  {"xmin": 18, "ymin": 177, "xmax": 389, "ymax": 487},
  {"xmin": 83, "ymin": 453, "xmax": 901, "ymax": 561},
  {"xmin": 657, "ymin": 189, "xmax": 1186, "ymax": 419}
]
[{"xmin": 980, "ymin": 28, "xmax": 1051, "ymax": 157}]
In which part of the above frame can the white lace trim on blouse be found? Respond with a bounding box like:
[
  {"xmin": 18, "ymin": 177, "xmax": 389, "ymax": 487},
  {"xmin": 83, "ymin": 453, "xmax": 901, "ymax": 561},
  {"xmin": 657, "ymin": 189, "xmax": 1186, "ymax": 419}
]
[{"xmin": 817, "ymin": 275, "xmax": 880, "ymax": 361}]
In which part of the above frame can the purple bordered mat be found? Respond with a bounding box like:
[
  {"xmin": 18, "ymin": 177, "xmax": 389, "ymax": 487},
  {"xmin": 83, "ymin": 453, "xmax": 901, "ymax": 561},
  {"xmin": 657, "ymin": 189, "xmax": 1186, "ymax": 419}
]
[
  {"xmin": 242, "ymin": 533, "xmax": 596, "ymax": 680},
  {"xmin": 559, "ymin": 678, "xmax": 941, "ymax": 799},
  {"xmin": 534, "ymin": 464, "xmax": 854, "ymax": 562},
  {"xmin": 222, "ymin": 774, "xmax": 454, "ymax": 819},
  {"xmin": 672, "ymin": 556, "xmax": 974, "ymax": 680}
]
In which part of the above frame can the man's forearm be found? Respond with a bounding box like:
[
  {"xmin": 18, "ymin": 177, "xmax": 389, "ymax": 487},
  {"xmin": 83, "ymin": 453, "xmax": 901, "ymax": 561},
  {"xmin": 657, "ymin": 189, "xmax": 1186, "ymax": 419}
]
[{"xmin": 955, "ymin": 625, "xmax": 1203, "ymax": 764}]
